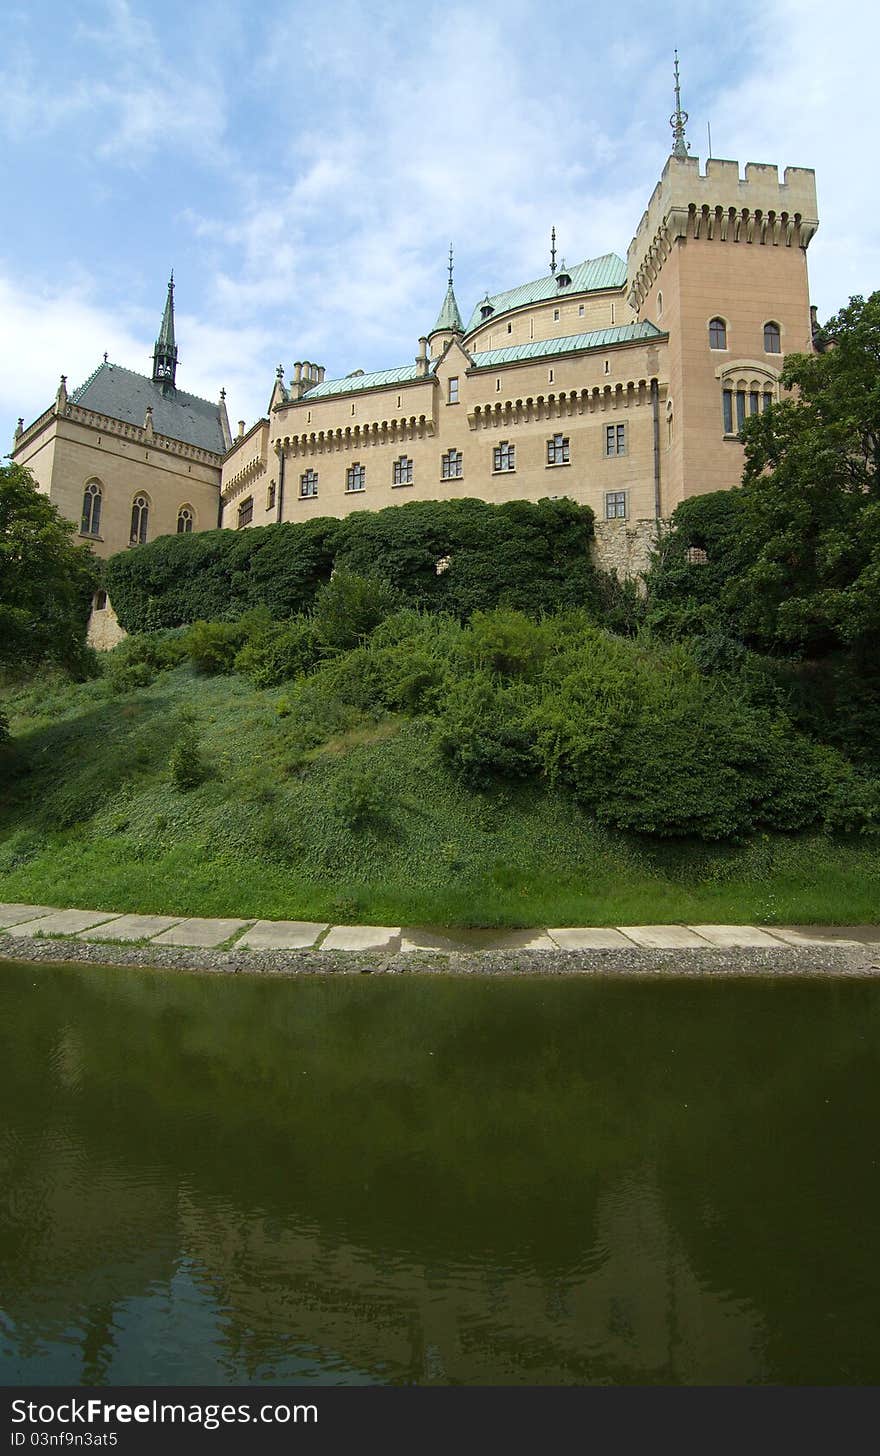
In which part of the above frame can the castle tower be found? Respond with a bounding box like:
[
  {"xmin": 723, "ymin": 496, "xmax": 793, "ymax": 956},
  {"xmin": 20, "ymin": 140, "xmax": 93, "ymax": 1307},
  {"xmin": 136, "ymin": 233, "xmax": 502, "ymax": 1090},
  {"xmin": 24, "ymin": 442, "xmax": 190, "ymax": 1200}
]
[
  {"xmin": 152, "ymin": 273, "xmax": 178, "ymax": 391},
  {"xmin": 626, "ymin": 57, "xmax": 819, "ymax": 509},
  {"xmin": 426, "ymin": 245, "xmax": 464, "ymax": 358}
]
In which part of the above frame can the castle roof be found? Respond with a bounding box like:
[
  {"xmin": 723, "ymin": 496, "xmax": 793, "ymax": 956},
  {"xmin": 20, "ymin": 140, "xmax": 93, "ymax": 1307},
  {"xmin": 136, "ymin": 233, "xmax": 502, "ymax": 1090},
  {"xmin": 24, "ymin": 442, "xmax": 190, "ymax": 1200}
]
[
  {"xmin": 299, "ymin": 321, "xmax": 664, "ymax": 403},
  {"xmin": 469, "ymin": 320, "xmax": 664, "ymax": 367},
  {"xmin": 463, "ymin": 253, "xmax": 627, "ymax": 334},
  {"xmin": 430, "ymin": 283, "xmax": 464, "ymax": 336},
  {"xmin": 70, "ymin": 361, "xmax": 227, "ymax": 454}
]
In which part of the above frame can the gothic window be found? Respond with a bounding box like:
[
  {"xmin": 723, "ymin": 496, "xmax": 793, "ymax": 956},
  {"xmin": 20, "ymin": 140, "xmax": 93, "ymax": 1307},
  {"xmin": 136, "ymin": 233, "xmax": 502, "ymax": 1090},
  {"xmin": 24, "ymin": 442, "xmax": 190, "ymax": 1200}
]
[
  {"xmin": 493, "ymin": 441, "xmax": 515, "ymax": 472},
  {"xmin": 237, "ymin": 497, "xmax": 253, "ymax": 528},
  {"xmin": 130, "ymin": 493, "xmax": 149, "ymax": 545},
  {"xmin": 763, "ymin": 391, "xmax": 774, "ymax": 412},
  {"xmin": 546, "ymin": 433, "xmax": 570, "ymax": 465},
  {"xmin": 736, "ymin": 390, "xmax": 747, "ymax": 433},
  {"xmin": 749, "ymin": 390, "xmax": 760, "ymax": 416},
  {"xmin": 605, "ymin": 491, "xmax": 627, "ymax": 519},
  {"xmin": 764, "ymin": 321, "xmax": 781, "ymax": 353},
  {"xmin": 605, "ymin": 423, "xmax": 626, "ymax": 456},
  {"xmin": 346, "ymin": 463, "xmax": 366, "ymax": 492},
  {"xmin": 392, "ymin": 456, "xmax": 413, "ymax": 486},
  {"xmin": 300, "ymin": 469, "xmax": 318, "ymax": 498},
  {"xmin": 448, "ymin": 377, "xmax": 459, "ymax": 404},
  {"xmin": 709, "ymin": 317, "xmax": 727, "ymax": 350},
  {"xmin": 80, "ymin": 480, "xmax": 102, "ymax": 537},
  {"xmin": 177, "ymin": 505, "xmax": 194, "ymax": 534},
  {"xmin": 722, "ymin": 390, "xmax": 734, "ymax": 434},
  {"xmin": 441, "ymin": 448, "xmax": 463, "ymax": 480}
]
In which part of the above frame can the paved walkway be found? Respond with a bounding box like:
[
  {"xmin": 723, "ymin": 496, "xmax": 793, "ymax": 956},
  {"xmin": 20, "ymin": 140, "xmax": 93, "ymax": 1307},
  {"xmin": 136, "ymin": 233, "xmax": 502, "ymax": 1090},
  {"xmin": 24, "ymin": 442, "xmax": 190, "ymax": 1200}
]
[{"xmin": 2, "ymin": 902, "xmax": 879, "ymax": 954}]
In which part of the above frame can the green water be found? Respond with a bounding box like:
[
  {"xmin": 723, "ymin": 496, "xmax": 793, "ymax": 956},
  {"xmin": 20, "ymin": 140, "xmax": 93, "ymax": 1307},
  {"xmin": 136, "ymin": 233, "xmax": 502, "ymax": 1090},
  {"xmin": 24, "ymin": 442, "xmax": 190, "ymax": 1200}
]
[{"xmin": 2, "ymin": 960, "xmax": 880, "ymax": 1386}]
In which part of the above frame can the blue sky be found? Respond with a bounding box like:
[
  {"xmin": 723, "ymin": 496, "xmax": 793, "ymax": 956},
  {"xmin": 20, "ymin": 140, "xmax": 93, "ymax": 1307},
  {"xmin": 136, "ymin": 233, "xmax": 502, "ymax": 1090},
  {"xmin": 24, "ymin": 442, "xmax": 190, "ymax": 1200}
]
[{"xmin": 2, "ymin": 0, "xmax": 876, "ymax": 451}]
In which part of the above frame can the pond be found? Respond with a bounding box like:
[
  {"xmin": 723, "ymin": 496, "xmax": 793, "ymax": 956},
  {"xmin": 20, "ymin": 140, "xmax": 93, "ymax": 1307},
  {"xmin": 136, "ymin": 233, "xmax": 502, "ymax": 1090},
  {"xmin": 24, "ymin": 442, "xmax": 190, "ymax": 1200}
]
[{"xmin": 1, "ymin": 960, "xmax": 879, "ymax": 1385}]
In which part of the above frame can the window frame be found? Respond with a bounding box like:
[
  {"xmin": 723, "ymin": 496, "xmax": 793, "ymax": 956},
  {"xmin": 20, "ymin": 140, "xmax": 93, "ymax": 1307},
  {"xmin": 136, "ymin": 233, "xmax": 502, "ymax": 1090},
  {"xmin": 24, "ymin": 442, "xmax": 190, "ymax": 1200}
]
[
  {"xmin": 604, "ymin": 423, "xmax": 627, "ymax": 457},
  {"xmin": 237, "ymin": 496, "xmax": 254, "ymax": 529},
  {"xmin": 546, "ymin": 433, "xmax": 570, "ymax": 466},
  {"xmin": 447, "ymin": 376, "xmax": 459, "ymax": 405},
  {"xmin": 604, "ymin": 490, "xmax": 628, "ymax": 520},
  {"xmin": 300, "ymin": 469, "xmax": 319, "ymax": 499},
  {"xmin": 80, "ymin": 479, "xmax": 102, "ymax": 537},
  {"xmin": 763, "ymin": 321, "xmax": 781, "ymax": 354},
  {"xmin": 346, "ymin": 462, "xmax": 366, "ymax": 493},
  {"xmin": 392, "ymin": 455, "xmax": 414, "ymax": 487},
  {"xmin": 709, "ymin": 317, "xmax": 728, "ymax": 350},
  {"xmin": 441, "ymin": 448, "xmax": 463, "ymax": 480},
  {"xmin": 492, "ymin": 440, "xmax": 516, "ymax": 473},
  {"xmin": 129, "ymin": 493, "xmax": 149, "ymax": 546},
  {"xmin": 177, "ymin": 504, "xmax": 194, "ymax": 534}
]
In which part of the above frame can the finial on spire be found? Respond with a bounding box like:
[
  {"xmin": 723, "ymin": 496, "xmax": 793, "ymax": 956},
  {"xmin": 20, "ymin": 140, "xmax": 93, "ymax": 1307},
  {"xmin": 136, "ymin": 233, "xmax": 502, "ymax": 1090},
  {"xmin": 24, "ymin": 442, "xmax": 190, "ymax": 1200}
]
[
  {"xmin": 670, "ymin": 49, "xmax": 689, "ymax": 158},
  {"xmin": 103, "ymin": 351, "xmax": 108, "ymax": 363},
  {"xmin": 153, "ymin": 272, "xmax": 178, "ymax": 390},
  {"xmin": 448, "ymin": 243, "xmax": 454, "ymax": 289},
  {"xmin": 550, "ymin": 226, "xmax": 557, "ymax": 276}
]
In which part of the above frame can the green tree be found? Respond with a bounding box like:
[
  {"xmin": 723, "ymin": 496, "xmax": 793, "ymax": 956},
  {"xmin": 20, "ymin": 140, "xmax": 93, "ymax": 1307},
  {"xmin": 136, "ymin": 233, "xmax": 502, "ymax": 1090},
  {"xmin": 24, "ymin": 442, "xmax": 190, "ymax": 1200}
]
[
  {"xmin": 0, "ymin": 463, "xmax": 99, "ymax": 672},
  {"xmin": 727, "ymin": 292, "xmax": 880, "ymax": 656}
]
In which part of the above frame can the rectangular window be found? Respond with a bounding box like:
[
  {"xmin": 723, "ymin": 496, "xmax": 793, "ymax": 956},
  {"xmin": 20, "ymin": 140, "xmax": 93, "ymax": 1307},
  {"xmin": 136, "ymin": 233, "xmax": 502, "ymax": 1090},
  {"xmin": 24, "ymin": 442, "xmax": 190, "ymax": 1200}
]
[
  {"xmin": 238, "ymin": 496, "xmax": 254, "ymax": 528},
  {"xmin": 605, "ymin": 491, "xmax": 627, "ymax": 519},
  {"xmin": 605, "ymin": 423, "xmax": 626, "ymax": 456},
  {"xmin": 507, "ymin": 323, "xmax": 512, "ymax": 334},
  {"xmin": 546, "ymin": 433, "xmax": 570, "ymax": 465},
  {"xmin": 393, "ymin": 456, "xmax": 413, "ymax": 486},
  {"xmin": 441, "ymin": 448, "xmax": 463, "ymax": 480},
  {"xmin": 448, "ymin": 376, "xmax": 459, "ymax": 404},
  {"xmin": 723, "ymin": 390, "xmax": 734, "ymax": 433},
  {"xmin": 493, "ymin": 441, "xmax": 515, "ymax": 473},
  {"xmin": 346, "ymin": 463, "xmax": 366, "ymax": 493},
  {"xmin": 548, "ymin": 368, "xmax": 554, "ymax": 383},
  {"xmin": 266, "ymin": 482, "xmax": 276, "ymax": 511},
  {"xmin": 578, "ymin": 304, "xmax": 585, "ymax": 317},
  {"xmin": 553, "ymin": 308, "xmax": 560, "ymax": 322},
  {"xmin": 300, "ymin": 469, "xmax": 318, "ymax": 498},
  {"xmin": 736, "ymin": 390, "xmax": 746, "ymax": 433}
]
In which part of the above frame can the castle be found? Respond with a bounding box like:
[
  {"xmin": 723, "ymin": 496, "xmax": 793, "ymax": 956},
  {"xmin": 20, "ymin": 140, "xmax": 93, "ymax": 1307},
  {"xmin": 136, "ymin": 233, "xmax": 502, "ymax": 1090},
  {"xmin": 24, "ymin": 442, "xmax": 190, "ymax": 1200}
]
[{"xmin": 11, "ymin": 65, "xmax": 820, "ymax": 643}]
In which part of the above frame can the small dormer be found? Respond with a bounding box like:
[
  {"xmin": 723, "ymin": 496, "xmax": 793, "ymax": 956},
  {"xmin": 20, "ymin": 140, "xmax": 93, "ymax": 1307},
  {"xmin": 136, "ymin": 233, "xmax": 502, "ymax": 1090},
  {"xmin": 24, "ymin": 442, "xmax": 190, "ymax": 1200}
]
[
  {"xmin": 556, "ymin": 259, "xmax": 571, "ymax": 288},
  {"xmin": 480, "ymin": 295, "xmax": 494, "ymax": 319}
]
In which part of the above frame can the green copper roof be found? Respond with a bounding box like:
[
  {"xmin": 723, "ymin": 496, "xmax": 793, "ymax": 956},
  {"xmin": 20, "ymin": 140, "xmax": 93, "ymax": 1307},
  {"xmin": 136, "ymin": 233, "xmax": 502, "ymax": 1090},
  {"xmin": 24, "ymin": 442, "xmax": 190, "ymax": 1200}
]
[
  {"xmin": 469, "ymin": 321, "xmax": 665, "ymax": 368},
  {"xmin": 303, "ymin": 363, "xmax": 432, "ymax": 400},
  {"xmin": 157, "ymin": 274, "xmax": 176, "ymax": 351},
  {"xmin": 429, "ymin": 284, "xmax": 464, "ymax": 336},
  {"xmin": 463, "ymin": 253, "xmax": 627, "ymax": 334}
]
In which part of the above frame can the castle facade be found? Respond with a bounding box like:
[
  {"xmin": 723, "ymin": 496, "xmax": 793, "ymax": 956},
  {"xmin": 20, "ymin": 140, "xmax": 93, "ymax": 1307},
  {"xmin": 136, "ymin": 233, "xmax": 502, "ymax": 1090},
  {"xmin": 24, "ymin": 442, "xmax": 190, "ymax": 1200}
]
[{"xmin": 11, "ymin": 85, "xmax": 820, "ymax": 636}]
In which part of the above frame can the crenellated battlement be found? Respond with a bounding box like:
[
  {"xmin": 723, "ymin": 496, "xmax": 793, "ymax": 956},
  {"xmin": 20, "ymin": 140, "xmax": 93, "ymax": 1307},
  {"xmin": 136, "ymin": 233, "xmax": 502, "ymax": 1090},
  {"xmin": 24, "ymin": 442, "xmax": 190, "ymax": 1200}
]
[{"xmin": 626, "ymin": 154, "xmax": 819, "ymax": 311}]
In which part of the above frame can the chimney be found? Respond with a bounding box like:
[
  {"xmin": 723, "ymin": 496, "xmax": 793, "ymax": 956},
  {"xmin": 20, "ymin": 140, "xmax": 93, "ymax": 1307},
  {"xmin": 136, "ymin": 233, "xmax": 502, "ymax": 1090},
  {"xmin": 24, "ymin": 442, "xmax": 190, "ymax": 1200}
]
[
  {"xmin": 416, "ymin": 337, "xmax": 428, "ymax": 376},
  {"xmin": 237, "ymin": 420, "xmax": 246, "ymax": 439}
]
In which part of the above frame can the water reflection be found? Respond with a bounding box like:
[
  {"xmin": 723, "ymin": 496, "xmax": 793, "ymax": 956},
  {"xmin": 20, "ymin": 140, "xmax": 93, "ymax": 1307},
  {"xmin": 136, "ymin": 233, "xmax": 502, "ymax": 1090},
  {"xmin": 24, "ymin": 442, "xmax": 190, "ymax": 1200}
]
[{"xmin": 1, "ymin": 964, "xmax": 879, "ymax": 1384}]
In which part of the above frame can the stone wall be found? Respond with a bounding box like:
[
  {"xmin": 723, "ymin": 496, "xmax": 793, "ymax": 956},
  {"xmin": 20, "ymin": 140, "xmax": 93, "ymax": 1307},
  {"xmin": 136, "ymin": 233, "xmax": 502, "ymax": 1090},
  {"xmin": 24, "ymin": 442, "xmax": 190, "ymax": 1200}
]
[
  {"xmin": 591, "ymin": 517, "xmax": 662, "ymax": 583},
  {"xmin": 87, "ymin": 596, "xmax": 127, "ymax": 651}
]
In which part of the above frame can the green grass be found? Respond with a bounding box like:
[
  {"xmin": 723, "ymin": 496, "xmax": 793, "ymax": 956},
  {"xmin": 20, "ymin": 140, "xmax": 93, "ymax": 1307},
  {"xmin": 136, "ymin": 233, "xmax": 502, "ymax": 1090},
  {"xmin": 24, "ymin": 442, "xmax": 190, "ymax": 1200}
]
[{"xmin": 1, "ymin": 664, "xmax": 878, "ymax": 927}]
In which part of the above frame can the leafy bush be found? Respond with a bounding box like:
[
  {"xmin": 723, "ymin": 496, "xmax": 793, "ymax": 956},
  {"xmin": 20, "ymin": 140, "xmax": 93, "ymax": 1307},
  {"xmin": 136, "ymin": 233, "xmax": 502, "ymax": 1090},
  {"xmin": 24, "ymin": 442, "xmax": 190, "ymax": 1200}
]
[
  {"xmin": 312, "ymin": 567, "xmax": 401, "ymax": 652},
  {"xmin": 168, "ymin": 717, "xmax": 207, "ymax": 791},
  {"xmin": 327, "ymin": 764, "xmax": 386, "ymax": 830},
  {"xmin": 435, "ymin": 674, "xmax": 539, "ymax": 789},
  {"xmin": 460, "ymin": 610, "xmax": 550, "ymax": 679},
  {"xmin": 234, "ymin": 616, "xmax": 321, "ymax": 687}
]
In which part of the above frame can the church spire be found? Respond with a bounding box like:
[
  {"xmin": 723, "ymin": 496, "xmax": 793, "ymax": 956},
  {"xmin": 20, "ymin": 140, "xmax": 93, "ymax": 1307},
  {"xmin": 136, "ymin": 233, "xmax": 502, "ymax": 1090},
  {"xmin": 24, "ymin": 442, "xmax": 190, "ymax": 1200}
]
[
  {"xmin": 429, "ymin": 244, "xmax": 464, "ymax": 337},
  {"xmin": 152, "ymin": 272, "xmax": 178, "ymax": 389},
  {"xmin": 670, "ymin": 50, "xmax": 689, "ymax": 159}
]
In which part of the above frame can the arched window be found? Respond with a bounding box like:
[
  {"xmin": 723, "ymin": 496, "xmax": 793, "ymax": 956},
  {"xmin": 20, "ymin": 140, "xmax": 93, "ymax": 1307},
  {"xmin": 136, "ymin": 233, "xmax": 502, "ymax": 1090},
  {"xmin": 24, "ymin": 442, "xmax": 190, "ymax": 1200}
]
[
  {"xmin": 764, "ymin": 321, "xmax": 781, "ymax": 353},
  {"xmin": 177, "ymin": 505, "xmax": 194, "ymax": 534},
  {"xmin": 657, "ymin": 291, "xmax": 663, "ymax": 317},
  {"xmin": 80, "ymin": 480, "xmax": 102, "ymax": 537},
  {"xmin": 709, "ymin": 317, "xmax": 727, "ymax": 350},
  {"xmin": 130, "ymin": 494, "xmax": 149, "ymax": 545}
]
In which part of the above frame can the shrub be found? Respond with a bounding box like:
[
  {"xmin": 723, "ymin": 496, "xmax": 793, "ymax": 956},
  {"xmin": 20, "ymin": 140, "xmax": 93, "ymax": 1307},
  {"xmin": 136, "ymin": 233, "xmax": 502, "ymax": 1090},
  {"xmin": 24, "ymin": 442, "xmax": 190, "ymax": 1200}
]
[
  {"xmin": 434, "ymin": 674, "xmax": 539, "ymax": 789},
  {"xmin": 460, "ymin": 610, "xmax": 550, "ymax": 679},
  {"xmin": 234, "ymin": 616, "xmax": 322, "ymax": 687},
  {"xmin": 327, "ymin": 764, "xmax": 386, "ymax": 830},
  {"xmin": 168, "ymin": 718, "xmax": 207, "ymax": 791},
  {"xmin": 312, "ymin": 567, "xmax": 400, "ymax": 652}
]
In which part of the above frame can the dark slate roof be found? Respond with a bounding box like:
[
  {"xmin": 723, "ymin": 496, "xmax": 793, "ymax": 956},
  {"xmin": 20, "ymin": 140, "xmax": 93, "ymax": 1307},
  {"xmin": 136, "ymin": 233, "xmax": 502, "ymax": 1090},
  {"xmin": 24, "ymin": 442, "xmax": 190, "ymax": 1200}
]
[{"xmin": 70, "ymin": 362, "xmax": 226, "ymax": 454}]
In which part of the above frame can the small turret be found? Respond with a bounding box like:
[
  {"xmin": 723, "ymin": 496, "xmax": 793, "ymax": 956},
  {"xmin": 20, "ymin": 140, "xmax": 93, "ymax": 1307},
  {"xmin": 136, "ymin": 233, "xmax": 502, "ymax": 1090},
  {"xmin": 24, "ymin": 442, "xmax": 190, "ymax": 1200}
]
[
  {"xmin": 55, "ymin": 375, "xmax": 68, "ymax": 414},
  {"xmin": 427, "ymin": 244, "xmax": 465, "ymax": 358}
]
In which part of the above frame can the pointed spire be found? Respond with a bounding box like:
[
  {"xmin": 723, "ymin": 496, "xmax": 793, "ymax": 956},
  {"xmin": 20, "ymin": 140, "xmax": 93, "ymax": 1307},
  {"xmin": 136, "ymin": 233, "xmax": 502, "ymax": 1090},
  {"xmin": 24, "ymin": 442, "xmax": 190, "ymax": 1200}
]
[
  {"xmin": 428, "ymin": 245, "xmax": 464, "ymax": 337},
  {"xmin": 550, "ymin": 226, "xmax": 557, "ymax": 276},
  {"xmin": 670, "ymin": 49, "xmax": 689, "ymax": 159},
  {"xmin": 152, "ymin": 272, "xmax": 178, "ymax": 389}
]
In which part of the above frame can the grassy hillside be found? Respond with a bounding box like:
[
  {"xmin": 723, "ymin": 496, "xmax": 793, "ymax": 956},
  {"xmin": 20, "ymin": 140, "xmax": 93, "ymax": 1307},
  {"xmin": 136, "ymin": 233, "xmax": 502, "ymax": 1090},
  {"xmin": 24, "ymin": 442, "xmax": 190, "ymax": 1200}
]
[{"xmin": 1, "ymin": 661, "xmax": 878, "ymax": 927}]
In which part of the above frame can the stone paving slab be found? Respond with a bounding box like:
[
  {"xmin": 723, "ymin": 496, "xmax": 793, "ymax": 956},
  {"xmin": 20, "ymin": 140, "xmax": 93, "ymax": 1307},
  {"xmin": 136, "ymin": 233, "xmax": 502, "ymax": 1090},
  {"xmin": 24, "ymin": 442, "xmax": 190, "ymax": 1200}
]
[
  {"xmin": 0, "ymin": 903, "xmax": 57, "ymax": 928},
  {"xmin": 765, "ymin": 926, "xmax": 869, "ymax": 948},
  {"xmin": 237, "ymin": 920, "xmax": 328, "ymax": 950},
  {"xmin": 547, "ymin": 927, "xmax": 633, "ymax": 950},
  {"xmin": 151, "ymin": 917, "xmax": 252, "ymax": 948},
  {"xmin": 686, "ymin": 924, "xmax": 783, "ymax": 948},
  {"xmin": 401, "ymin": 926, "xmax": 555, "ymax": 954},
  {"xmin": 617, "ymin": 925, "xmax": 710, "ymax": 950},
  {"xmin": 323, "ymin": 925, "xmax": 402, "ymax": 953},
  {"xmin": 5, "ymin": 909, "xmax": 123, "ymax": 938},
  {"xmin": 81, "ymin": 914, "xmax": 185, "ymax": 942}
]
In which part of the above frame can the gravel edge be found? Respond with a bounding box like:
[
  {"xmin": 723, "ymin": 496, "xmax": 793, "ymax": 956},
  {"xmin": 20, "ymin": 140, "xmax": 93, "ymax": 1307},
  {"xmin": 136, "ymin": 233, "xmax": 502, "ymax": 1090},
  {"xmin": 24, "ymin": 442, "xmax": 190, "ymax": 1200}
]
[{"xmin": 2, "ymin": 936, "xmax": 879, "ymax": 978}]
